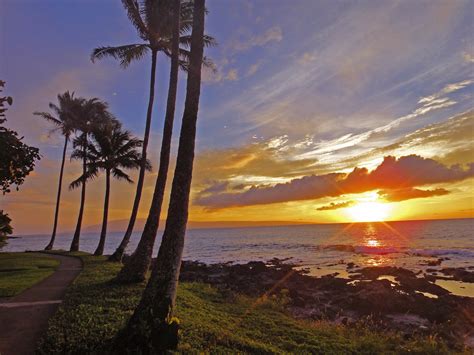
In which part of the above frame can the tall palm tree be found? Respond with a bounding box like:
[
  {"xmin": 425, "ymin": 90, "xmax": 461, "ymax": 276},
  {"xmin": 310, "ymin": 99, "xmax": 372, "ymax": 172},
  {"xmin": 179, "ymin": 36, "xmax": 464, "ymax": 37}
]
[
  {"xmin": 92, "ymin": 0, "xmax": 215, "ymax": 262},
  {"xmin": 113, "ymin": 0, "xmax": 181, "ymax": 281},
  {"xmin": 69, "ymin": 98, "xmax": 113, "ymax": 252},
  {"xmin": 71, "ymin": 125, "xmax": 148, "ymax": 256},
  {"xmin": 114, "ymin": 0, "xmax": 206, "ymax": 351},
  {"xmin": 34, "ymin": 92, "xmax": 77, "ymax": 250}
]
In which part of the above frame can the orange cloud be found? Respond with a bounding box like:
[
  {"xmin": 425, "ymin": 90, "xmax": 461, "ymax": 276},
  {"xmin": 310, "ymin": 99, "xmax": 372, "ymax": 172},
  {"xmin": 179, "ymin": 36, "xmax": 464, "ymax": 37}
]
[{"xmin": 196, "ymin": 155, "xmax": 474, "ymax": 208}]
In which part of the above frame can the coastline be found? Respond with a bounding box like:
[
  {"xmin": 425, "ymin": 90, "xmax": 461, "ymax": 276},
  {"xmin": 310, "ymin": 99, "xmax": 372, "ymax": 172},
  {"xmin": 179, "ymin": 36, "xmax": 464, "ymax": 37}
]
[
  {"xmin": 35, "ymin": 252, "xmax": 468, "ymax": 353},
  {"xmin": 177, "ymin": 257, "xmax": 474, "ymax": 349}
]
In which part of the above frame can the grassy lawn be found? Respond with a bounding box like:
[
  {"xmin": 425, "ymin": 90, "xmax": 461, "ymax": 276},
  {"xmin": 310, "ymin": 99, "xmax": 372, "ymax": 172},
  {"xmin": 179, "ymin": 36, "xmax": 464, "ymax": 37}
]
[
  {"xmin": 0, "ymin": 252, "xmax": 60, "ymax": 297},
  {"xmin": 35, "ymin": 253, "xmax": 455, "ymax": 354}
]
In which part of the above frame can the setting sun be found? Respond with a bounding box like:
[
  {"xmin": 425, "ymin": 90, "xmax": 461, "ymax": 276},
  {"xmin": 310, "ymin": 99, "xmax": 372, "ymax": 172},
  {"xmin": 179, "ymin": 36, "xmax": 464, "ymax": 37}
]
[{"xmin": 346, "ymin": 201, "xmax": 392, "ymax": 222}]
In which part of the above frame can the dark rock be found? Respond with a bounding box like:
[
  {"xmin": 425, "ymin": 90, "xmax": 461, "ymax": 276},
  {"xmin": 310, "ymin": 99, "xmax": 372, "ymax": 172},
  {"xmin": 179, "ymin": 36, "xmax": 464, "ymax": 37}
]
[
  {"xmin": 178, "ymin": 259, "xmax": 473, "ymax": 349},
  {"xmin": 439, "ymin": 268, "xmax": 474, "ymax": 282},
  {"xmin": 422, "ymin": 258, "xmax": 443, "ymax": 266}
]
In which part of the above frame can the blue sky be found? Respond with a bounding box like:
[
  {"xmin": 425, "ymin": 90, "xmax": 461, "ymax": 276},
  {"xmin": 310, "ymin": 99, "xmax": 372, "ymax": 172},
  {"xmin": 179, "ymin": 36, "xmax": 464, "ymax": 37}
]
[{"xmin": 1, "ymin": 0, "xmax": 473, "ymax": 233}]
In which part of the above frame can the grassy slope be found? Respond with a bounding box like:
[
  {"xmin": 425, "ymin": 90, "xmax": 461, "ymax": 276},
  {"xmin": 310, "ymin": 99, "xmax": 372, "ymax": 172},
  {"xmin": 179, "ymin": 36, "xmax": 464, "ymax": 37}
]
[
  {"xmin": 37, "ymin": 254, "xmax": 452, "ymax": 354},
  {"xmin": 0, "ymin": 252, "xmax": 60, "ymax": 297}
]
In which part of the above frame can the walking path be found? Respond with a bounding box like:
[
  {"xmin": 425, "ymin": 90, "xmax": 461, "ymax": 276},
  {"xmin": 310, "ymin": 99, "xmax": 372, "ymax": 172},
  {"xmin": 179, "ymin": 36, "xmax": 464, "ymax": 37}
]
[{"xmin": 0, "ymin": 253, "xmax": 82, "ymax": 355}]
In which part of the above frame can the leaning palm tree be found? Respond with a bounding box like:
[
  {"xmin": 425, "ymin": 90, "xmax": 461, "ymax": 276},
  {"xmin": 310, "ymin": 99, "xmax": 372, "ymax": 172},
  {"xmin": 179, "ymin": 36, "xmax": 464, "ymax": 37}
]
[
  {"xmin": 91, "ymin": 0, "xmax": 216, "ymax": 262},
  {"xmin": 113, "ymin": 0, "xmax": 181, "ymax": 281},
  {"xmin": 71, "ymin": 125, "xmax": 148, "ymax": 256},
  {"xmin": 69, "ymin": 98, "xmax": 114, "ymax": 252},
  {"xmin": 34, "ymin": 92, "xmax": 77, "ymax": 250},
  {"xmin": 114, "ymin": 0, "xmax": 206, "ymax": 351}
]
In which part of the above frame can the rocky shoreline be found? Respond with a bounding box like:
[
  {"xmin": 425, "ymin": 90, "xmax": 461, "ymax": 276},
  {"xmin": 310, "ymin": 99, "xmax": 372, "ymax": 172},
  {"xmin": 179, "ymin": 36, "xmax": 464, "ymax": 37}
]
[{"xmin": 178, "ymin": 258, "xmax": 474, "ymax": 349}]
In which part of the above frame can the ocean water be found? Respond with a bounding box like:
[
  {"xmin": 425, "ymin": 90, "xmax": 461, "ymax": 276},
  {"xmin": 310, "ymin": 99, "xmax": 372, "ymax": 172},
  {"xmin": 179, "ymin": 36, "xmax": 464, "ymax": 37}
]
[{"xmin": 4, "ymin": 219, "xmax": 473, "ymax": 275}]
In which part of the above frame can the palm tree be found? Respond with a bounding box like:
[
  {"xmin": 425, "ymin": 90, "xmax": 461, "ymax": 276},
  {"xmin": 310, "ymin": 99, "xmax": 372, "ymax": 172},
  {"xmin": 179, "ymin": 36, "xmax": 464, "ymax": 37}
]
[
  {"xmin": 114, "ymin": 0, "xmax": 206, "ymax": 351},
  {"xmin": 113, "ymin": 0, "xmax": 181, "ymax": 280},
  {"xmin": 69, "ymin": 98, "xmax": 113, "ymax": 252},
  {"xmin": 70, "ymin": 125, "xmax": 148, "ymax": 256},
  {"xmin": 34, "ymin": 92, "xmax": 77, "ymax": 250},
  {"xmin": 92, "ymin": 0, "xmax": 216, "ymax": 262}
]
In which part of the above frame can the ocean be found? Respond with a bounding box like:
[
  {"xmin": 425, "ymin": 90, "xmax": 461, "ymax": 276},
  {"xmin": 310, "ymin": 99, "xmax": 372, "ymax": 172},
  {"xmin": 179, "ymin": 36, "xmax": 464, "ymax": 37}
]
[{"xmin": 3, "ymin": 218, "xmax": 473, "ymax": 295}]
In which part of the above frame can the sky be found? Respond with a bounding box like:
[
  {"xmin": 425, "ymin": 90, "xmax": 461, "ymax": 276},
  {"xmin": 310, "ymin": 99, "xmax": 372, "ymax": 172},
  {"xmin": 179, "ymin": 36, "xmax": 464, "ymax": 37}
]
[{"xmin": 1, "ymin": 0, "xmax": 473, "ymax": 234}]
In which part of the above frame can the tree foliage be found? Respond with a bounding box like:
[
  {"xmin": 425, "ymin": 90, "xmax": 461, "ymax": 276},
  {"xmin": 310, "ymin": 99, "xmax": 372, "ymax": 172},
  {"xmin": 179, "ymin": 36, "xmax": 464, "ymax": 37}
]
[
  {"xmin": 0, "ymin": 210, "xmax": 13, "ymax": 238},
  {"xmin": 0, "ymin": 210, "xmax": 12, "ymax": 249},
  {"xmin": 70, "ymin": 124, "xmax": 148, "ymax": 189},
  {"xmin": 0, "ymin": 81, "xmax": 41, "ymax": 194},
  {"xmin": 90, "ymin": 0, "xmax": 216, "ymax": 71}
]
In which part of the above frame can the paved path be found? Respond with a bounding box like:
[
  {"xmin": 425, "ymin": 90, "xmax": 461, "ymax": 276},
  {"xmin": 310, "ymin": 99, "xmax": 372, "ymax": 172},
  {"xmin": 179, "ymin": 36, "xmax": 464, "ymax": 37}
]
[{"xmin": 0, "ymin": 253, "xmax": 82, "ymax": 355}]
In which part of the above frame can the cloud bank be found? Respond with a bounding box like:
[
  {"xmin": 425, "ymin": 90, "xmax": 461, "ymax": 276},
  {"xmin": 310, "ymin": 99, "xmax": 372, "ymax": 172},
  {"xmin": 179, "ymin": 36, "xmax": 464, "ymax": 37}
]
[{"xmin": 196, "ymin": 155, "xmax": 474, "ymax": 209}]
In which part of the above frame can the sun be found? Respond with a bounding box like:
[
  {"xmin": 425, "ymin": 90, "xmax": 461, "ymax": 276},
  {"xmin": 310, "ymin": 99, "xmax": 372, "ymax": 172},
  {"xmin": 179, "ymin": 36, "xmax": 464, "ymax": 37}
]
[{"xmin": 346, "ymin": 201, "xmax": 391, "ymax": 222}]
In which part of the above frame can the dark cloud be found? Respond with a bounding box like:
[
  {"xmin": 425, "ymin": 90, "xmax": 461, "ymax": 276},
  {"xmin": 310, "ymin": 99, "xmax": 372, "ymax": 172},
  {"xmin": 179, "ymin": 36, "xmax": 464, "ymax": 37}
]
[
  {"xmin": 200, "ymin": 181, "xmax": 230, "ymax": 194},
  {"xmin": 378, "ymin": 188, "xmax": 450, "ymax": 202},
  {"xmin": 316, "ymin": 201, "xmax": 355, "ymax": 211},
  {"xmin": 196, "ymin": 155, "xmax": 474, "ymax": 208}
]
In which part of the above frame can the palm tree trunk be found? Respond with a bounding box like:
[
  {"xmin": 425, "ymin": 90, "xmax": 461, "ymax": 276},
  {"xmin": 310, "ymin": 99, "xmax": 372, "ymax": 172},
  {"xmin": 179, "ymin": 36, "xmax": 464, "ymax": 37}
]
[
  {"xmin": 114, "ymin": 1, "xmax": 205, "ymax": 351},
  {"xmin": 94, "ymin": 169, "xmax": 110, "ymax": 256},
  {"xmin": 70, "ymin": 144, "xmax": 87, "ymax": 252},
  {"xmin": 45, "ymin": 135, "xmax": 68, "ymax": 250},
  {"xmin": 114, "ymin": 1, "xmax": 181, "ymax": 282},
  {"xmin": 108, "ymin": 49, "xmax": 158, "ymax": 262}
]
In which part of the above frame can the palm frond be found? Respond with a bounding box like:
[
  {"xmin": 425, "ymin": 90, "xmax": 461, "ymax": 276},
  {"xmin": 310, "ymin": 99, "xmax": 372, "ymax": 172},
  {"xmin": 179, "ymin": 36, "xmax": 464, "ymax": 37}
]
[
  {"xmin": 69, "ymin": 176, "xmax": 83, "ymax": 191},
  {"xmin": 91, "ymin": 44, "xmax": 150, "ymax": 68},
  {"xmin": 112, "ymin": 167, "xmax": 134, "ymax": 183},
  {"xmin": 33, "ymin": 111, "xmax": 62, "ymax": 126},
  {"xmin": 48, "ymin": 103, "xmax": 62, "ymax": 117},
  {"xmin": 69, "ymin": 166, "xmax": 99, "ymax": 190},
  {"xmin": 179, "ymin": 34, "xmax": 216, "ymax": 49},
  {"xmin": 144, "ymin": 158, "xmax": 152, "ymax": 171},
  {"xmin": 164, "ymin": 48, "xmax": 213, "ymax": 70},
  {"xmin": 178, "ymin": 1, "xmax": 209, "ymax": 35},
  {"xmin": 72, "ymin": 133, "xmax": 88, "ymax": 149},
  {"xmin": 121, "ymin": 0, "xmax": 149, "ymax": 40},
  {"xmin": 115, "ymin": 137, "xmax": 143, "ymax": 156}
]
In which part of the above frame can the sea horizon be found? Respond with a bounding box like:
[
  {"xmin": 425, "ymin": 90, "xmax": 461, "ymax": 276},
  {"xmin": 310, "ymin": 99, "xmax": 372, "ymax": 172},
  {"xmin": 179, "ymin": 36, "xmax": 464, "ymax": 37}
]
[{"xmin": 12, "ymin": 216, "xmax": 474, "ymax": 237}]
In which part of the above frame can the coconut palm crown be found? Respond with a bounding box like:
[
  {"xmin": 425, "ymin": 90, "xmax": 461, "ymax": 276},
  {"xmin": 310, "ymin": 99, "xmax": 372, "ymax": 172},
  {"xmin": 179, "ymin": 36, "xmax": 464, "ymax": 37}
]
[
  {"xmin": 70, "ymin": 124, "xmax": 151, "ymax": 256},
  {"xmin": 90, "ymin": 0, "xmax": 216, "ymax": 70}
]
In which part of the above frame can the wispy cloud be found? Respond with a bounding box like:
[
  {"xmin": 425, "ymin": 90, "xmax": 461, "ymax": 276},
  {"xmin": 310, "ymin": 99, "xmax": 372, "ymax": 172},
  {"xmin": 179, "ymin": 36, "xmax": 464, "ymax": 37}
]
[
  {"xmin": 230, "ymin": 26, "xmax": 283, "ymax": 53},
  {"xmin": 245, "ymin": 61, "xmax": 262, "ymax": 77},
  {"xmin": 297, "ymin": 52, "xmax": 317, "ymax": 65},
  {"xmin": 202, "ymin": 63, "xmax": 239, "ymax": 83},
  {"xmin": 225, "ymin": 69, "xmax": 239, "ymax": 81},
  {"xmin": 463, "ymin": 52, "xmax": 474, "ymax": 63},
  {"xmin": 418, "ymin": 79, "xmax": 473, "ymax": 105},
  {"xmin": 205, "ymin": 0, "xmax": 471, "ymax": 147},
  {"xmin": 296, "ymin": 79, "xmax": 470, "ymax": 161}
]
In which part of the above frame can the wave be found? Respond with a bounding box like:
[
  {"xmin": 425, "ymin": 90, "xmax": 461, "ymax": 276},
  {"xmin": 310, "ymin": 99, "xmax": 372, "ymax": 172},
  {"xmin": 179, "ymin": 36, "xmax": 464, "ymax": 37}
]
[
  {"xmin": 409, "ymin": 248, "xmax": 474, "ymax": 258},
  {"xmin": 317, "ymin": 244, "xmax": 474, "ymax": 257},
  {"xmin": 318, "ymin": 244, "xmax": 401, "ymax": 255}
]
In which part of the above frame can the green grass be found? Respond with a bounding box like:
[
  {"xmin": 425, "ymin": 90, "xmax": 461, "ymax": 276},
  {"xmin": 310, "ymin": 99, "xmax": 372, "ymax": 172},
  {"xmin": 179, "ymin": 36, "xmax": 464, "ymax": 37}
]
[
  {"xmin": 0, "ymin": 252, "xmax": 60, "ymax": 297},
  {"xmin": 36, "ymin": 253, "xmax": 457, "ymax": 354}
]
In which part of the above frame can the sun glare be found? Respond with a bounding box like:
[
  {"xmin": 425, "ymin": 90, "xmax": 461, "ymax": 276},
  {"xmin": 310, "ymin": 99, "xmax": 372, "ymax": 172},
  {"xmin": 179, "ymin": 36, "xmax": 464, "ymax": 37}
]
[{"xmin": 346, "ymin": 201, "xmax": 391, "ymax": 222}]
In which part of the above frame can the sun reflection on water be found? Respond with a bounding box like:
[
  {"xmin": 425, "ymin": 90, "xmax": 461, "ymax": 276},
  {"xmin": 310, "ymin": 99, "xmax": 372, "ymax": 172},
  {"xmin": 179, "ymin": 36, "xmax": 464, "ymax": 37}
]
[
  {"xmin": 365, "ymin": 256, "xmax": 388, "ymax": 267},
  {"xmin": 366, "ymin": 239, "xmax": 380, "ymax": 247}
]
